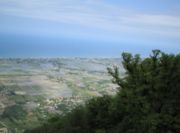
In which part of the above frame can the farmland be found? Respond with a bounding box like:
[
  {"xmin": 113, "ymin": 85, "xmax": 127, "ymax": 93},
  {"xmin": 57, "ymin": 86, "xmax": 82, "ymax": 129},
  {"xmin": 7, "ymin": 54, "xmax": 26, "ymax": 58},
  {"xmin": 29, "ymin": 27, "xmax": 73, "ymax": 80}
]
[{"xmin": 0, "ymin": 58, "xmax": 123, "ymax": 132}]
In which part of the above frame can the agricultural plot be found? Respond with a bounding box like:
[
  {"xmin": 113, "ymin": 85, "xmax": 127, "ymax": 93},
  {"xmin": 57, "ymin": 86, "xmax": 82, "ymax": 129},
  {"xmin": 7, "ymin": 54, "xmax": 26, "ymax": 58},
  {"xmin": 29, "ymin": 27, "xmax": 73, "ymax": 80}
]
[{"xmin": 0, "ymin": 58, "xmax": 123, "ymax": 132}]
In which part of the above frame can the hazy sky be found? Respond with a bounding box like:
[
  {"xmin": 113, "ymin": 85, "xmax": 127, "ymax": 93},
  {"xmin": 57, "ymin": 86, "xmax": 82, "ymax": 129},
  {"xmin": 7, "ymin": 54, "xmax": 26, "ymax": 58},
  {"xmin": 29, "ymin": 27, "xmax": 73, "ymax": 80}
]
[{"xmin": 0, "ymin": 0, "xmax": 180, "ymax": 57}]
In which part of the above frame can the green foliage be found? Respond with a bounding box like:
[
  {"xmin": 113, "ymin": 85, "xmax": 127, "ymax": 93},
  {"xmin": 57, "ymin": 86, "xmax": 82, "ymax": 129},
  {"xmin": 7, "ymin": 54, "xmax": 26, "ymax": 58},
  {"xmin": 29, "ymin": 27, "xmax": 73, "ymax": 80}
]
[
  {"xmin": 2, "ymin": 105, "xmax": 27, "ymax": 119},
  {"xmin": 25, "ymin": 50, "xmax": 180, "ymax": 133}
]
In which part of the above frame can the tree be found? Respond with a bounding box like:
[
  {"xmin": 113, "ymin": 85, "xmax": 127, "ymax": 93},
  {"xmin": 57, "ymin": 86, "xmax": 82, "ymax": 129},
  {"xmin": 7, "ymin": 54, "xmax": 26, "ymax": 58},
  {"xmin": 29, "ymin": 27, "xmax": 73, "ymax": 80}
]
[{"xmin": 107, "ymin": 50, "xmax": 180, "ymax": 133}]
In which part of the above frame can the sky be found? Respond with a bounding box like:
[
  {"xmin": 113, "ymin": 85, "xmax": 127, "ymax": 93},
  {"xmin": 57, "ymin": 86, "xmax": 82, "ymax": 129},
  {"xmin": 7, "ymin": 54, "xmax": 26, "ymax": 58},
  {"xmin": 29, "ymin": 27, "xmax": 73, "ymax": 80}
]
[{"xmin": 0, "ymin": 0, "xmax": 180, "ymax": 57}]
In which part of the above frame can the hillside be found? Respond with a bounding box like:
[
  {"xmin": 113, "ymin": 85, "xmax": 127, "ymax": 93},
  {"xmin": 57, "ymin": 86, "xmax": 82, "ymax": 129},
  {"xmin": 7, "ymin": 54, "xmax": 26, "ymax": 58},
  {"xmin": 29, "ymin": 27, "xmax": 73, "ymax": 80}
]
[{"xmin": 25, "ymin": 50, "xmax": 180, "ymax": 133}]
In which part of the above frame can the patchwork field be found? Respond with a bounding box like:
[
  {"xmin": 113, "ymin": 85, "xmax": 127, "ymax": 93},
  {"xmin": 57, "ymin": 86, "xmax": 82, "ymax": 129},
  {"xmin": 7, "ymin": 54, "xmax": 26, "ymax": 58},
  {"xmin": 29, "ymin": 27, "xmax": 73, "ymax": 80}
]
[{"xmin": 0, "ymin": 58, "xmax": 123, "ymax": 133}]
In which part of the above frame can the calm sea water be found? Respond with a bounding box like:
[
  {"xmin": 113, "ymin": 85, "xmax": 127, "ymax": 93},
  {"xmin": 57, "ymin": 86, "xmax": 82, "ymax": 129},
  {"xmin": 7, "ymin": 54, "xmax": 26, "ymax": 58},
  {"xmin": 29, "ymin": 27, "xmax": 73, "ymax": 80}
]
[{"xmin": 0, "ymin": 33, "xmax": 179, "ymax": 58}]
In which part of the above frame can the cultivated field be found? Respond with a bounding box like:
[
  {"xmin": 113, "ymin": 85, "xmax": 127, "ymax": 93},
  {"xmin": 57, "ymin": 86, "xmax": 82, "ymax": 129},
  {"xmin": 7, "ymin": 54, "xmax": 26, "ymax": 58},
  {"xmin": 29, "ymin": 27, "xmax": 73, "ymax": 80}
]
[{"xmin": 0, "ymin": 58, "xmax": 123, "ymax": 132}]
